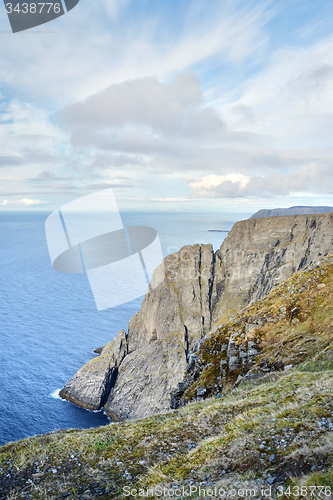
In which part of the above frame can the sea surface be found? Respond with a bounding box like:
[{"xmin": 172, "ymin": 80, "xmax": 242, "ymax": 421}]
[{"xmin": 0, "ymin": 210, "xmax": 251, "ymax": 446}]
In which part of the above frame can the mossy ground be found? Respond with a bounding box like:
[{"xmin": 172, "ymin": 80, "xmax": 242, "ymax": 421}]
[
  {"xmin": 1, "ymin": 260, "xmax": 333, "ymax": 499},
  {"xmin": 0, "ymin": 365, "xmax": 332, "ymax": 499}
]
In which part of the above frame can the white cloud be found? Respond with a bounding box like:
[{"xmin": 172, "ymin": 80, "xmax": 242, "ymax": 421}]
[
  {"xmin": 150, "ymin": 197, "xmax": 189, "ymax": 203},
  {"xmin": 0, "ymin": 98, "xmax": 66, "ymax": 201},
  {"xmin": 1, "ymin": 0, "xmax": 333, "ymax": 210},
  {"xmin": 58, "ymin": 71, "xmax": 224, "ymax": 142},
  {"xmin": 188, "ymin": 163, "xmax": 333, "ymax": 198},
  {"xmin": 0, "ymin": 99, "xmax": 63, "ymax": 168},
  {"xmin": 220, "ymin": 35, "xmax": 333, "ymax": 149},
  {"xmin": 1, "ymin": 198, "xmax": 46, "ymax": 206},
  {"xmin": 189, "ymin": 173, "xmax": 249, "ymax": 192},
  {"xmin": 102, "ymin": 0, "xmax": 131, "ymax": 22},
  {"xmin": 54, "ymin": 59, "xmax": 333, "ymax": 205}
]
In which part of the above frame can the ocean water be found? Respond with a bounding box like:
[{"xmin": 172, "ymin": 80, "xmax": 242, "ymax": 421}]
[{"xmin": 0, "ymin": 210, "xmax": 250, "ymax": 446}]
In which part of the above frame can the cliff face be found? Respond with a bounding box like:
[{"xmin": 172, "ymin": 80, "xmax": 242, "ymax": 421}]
[
  {"xmin": 176, "ymin": 255, "xmax": 333, "ymax": 406},
  {"xmin": 60, "ymin": 212, "xmax": 333, "ymax": 420},
  {"xmin": 213, "ymin": 212, "xmax": 333, "ymax": 324},
  {"xmin": 104, "ymin": 243, "xmax": 215, "ymax": 419},
  {"xmin": 59, "ymin": 330, "xmax": 127, "ymax": 410}
]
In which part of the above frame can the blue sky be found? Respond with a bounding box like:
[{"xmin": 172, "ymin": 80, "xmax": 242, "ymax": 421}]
[{"xmin": 1, "ymin": 0, "xmax": 333, "ymax": 212}]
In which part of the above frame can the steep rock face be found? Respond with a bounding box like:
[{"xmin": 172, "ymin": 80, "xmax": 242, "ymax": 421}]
[
  {"xmin": 212, "ymin": 212, "xmax": 333, "ymax": 325},
  {"xmin": 60, "ymin": 212, "xmax": 333, "ymax": 419},
  {"xmin": 59, "ymin": 330, "xmax": 127, "ymax": 410},
  {"xmin": 127, "ymin": 243, "xmax": 215, "ymax": 353},
  {"xmin": 104, "ymin": 339, "xmax": 186, "ymax": 420},
  {"xmin": 174, "ymin": 255, "xmax": 333, "ymax": 407},
  {"xmin": 105, "ymin": 244, "xmax": 215, "ymax": 419}
]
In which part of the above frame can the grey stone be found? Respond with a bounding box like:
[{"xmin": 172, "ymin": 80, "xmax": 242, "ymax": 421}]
[
  {"xmin": 244, "ymin": 372, "xmax": 265, "ymax": 382},
  {"xmin": 284, "ymin": 364, "xmax": 293, "ymax": 371},
  {"xmin": 228, "ymin": 355, "xmax": 240, "ymax": 373},
  {"xmin": 233, "ymin": 375, "xmax": 244, "ymax": 389},
  {"xmin": 266, "ymin": 316, "xmax": 277, "ymax": 323},
  {"xmin": 187, "ymin": 354, "xmax": 198, "ymax": 372}
]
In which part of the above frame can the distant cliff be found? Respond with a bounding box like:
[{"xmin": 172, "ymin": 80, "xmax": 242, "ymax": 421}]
[
  {"xmin": 250, "ymin": 206, "xmax": 333, "ymax": 219},
  {"xmin": 60, "ymin": 212, "xmax": 333, "ymax": 420}
]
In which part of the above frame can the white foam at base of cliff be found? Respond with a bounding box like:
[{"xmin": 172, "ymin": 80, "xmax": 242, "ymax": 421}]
[{"xmin": 50, "ymin": 389, "xmax": 61, "ymax": 399}]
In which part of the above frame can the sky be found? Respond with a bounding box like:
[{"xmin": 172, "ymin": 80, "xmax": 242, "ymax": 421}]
[{"xmin": 1, "ymin": 0, "xmax": 333, "ymax": 213}]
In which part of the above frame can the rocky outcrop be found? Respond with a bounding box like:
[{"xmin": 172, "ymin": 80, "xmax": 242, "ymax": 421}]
[
  {"xmin": 173, "ymin": 255, "xmax": 333, "ymax": 406},
  {"xmin": 69, "ymin": 244, "xmax": 216, "ymax": 419},
  {"xmin": 59, "ymin": 330, "xmax": 127, "ymax": 410},
  {"xmin": 60, "ymin": 212, "xmax": 333, "ymax": 419}
]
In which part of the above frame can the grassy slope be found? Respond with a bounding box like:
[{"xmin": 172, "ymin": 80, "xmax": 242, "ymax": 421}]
[{"xmin": 1, "ymin": 260, "xmax": 333, "ymax": 499}]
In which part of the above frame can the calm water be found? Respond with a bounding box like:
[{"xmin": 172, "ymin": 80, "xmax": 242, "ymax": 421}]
[{"xmin": 0, "ymin": 210, "xmax": 250, "ymax": 446}]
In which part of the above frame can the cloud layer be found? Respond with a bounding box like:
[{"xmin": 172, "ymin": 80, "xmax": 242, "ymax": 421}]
[
  {"xmin": 58, "ymin": 71, "xmax": 225, "ymax": 145},
  {"xmin": 1, "ymin": 198, "xmax": 45, "ymax": 206},
  {"xmin": 1, "ymin": 0, "xmax": 333, "ymax": 209},
  {"xmin": 188, "ymin": 164, "xmax": 333, "ymax": 198}
]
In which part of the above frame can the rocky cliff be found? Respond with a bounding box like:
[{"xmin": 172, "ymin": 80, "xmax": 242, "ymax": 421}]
[
  {"xmin": 60, "ymin": 212, "xmax": 333, "ymax": 420},
  {"xmin": 172, "ymin": 255, "xmax": 333, "ymax": 408}
]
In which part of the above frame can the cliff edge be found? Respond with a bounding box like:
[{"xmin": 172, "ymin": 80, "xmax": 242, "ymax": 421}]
[{"xmin": 60, "ymin": 212, "xmax": 333, "ymax": 420}]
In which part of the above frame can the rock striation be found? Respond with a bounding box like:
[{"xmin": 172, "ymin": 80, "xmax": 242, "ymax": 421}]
[{"xmin": 60, "ymin": 212, "xmax": 333, "ymax": 419}]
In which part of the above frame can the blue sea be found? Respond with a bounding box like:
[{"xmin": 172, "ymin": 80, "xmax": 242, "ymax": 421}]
[{"xmin": 0, "ymin": 210, "xmax": 250, "ymax": 446}]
